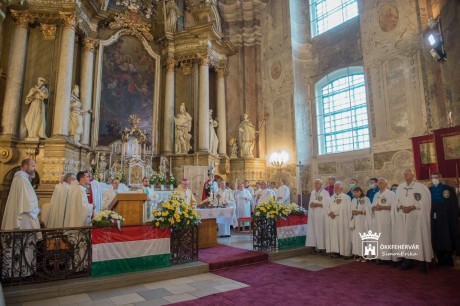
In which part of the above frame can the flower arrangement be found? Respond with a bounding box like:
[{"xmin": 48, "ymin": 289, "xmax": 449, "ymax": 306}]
[
  {"xmin": 168, "ymin": 173, "xmax": 175, "ymax": 186},
  {"xmin": 157, "ymin": 172, "xmax": 167, "ymax": 185},
  {"xmin": 151, "ymin": 192, "xmax": 201, "ymax": 228},
  {"xmin": 92, "ymin": 210, "xmax": 125, "ymax": 230},
  {"xmin": 285, "ymin": 203, "xmax": 307, "ymax": 215},
  {"xmin": 254, "ymin": 197, "xmax": 290, "ymax": 220}
]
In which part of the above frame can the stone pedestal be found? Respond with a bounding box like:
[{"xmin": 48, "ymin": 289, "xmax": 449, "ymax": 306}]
[{"xmin": 229, "ymin": 158, "xmax": 266, "ymax": 183}]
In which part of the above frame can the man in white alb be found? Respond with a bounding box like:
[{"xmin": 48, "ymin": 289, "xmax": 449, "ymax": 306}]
[
  {"xmin": 256, "ymin": 181, "xmax": 276, "ymax": 206},
  {"xmin": 64, "ymin": 171, "xmax": 93, "ymax": 227},
  {"xmin": 45, "ymin": 172, "xmax": 76, "ymax": 228},
  {"xmin": 102, "ymin": 178, "xmax": 121, "ymax": 210},
  {"xmin": 138, "ymin": 177, "xmax": 158, "ymax": 221},
  {"xmin": 276, "ymin": 179, "xmax": 290, "ymax": 204},
  {"xmin": 306, "ymin": 179, "xmax": 330, "ymax": 253},
  {"xmin": 215, "ymin": 181, "xmax": 237, "ymax": 237}
]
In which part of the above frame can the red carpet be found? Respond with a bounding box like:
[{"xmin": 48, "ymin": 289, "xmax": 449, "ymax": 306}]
[
  {"xmin": 173, "ymin": 261, "xmax": 460, "ymax": 305},
  {"xmin": 198, "ymin": 244, "xmax": 268, "ymax": 271}
]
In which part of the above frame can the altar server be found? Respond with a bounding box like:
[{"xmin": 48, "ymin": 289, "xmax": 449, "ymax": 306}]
[
  {"xmin": 306, "ymin": 179, "xmax": 330, "ymax": 253},
  {"xmin": 276, "ymin": 179, "xmax": 290, "ymax": 204},
  {"xmin": 215, "ymin": 180, "xmax": 236, "ymax": 237},
  {"xmin": 102, "ymin": 178, "xmax": 121, "ymax": 210},
  {"xmin": 174, "ymin": 178, "xmax": 197, "ymax": 206},
  {"xmin": 394, "ymin": 169, "xmax": 432, "ymax": 272},
  {"xmin": 45, "ymin": 173, "xmax": 76, "ymax": 228},
  {"xmin": 350, "ymin": 187, "xmax": 371, "ymax": 261},
  {"xmin": 371, "ymin": 177, "xmax": 395, "ymax": 262},
  {"xmin": 429, "ymin": 172, "xmax": 459, "ymax": 267},
  {"xmin": 64, "ymin": 171, "xmax": 93, "ymax": 227},
  {"xmin": 325, "ymin": 181, "xmax": 352, "ymax": 258},
  {"xmin": 234, "ymin": 183, "xmax": 252, "ymax": 219},
  {"xmin": 256, "ymin": 181, "xmax": 276, "ymax": 206}
]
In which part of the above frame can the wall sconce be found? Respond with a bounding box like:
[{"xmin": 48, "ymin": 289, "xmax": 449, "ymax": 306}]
[{"xmin": 269, "ymin": 151, "xmax": 289, "ymax": 168}]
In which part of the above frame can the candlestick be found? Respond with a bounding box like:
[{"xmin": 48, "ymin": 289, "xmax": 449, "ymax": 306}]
[{"xmin": 170, "ymin": 157, "xmax": 172, "ymax": 173}]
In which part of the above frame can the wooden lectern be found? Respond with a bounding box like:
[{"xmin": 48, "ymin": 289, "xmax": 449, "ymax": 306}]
[{"xmin": 108, "ymin": 193, "xmax": 147, "ymax": 225}]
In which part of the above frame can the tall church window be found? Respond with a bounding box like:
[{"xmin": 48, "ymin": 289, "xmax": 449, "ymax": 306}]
[
  {"xmin": 310, "ymin": 0, "xmax": 359, "ymax": 37},
  {"xmin": 316, "ymin": 67, "xmax": 370, "ymax": 155}
]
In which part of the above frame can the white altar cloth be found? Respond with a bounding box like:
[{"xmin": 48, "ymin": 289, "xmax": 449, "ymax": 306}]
[{"xmin": 196, "ymin": 208, "xmax": 238, "ymax": 227}]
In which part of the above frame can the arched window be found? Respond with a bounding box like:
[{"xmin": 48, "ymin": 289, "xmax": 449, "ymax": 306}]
[
  {"xmin": 310, "ymin": 0, "xmax": 359, "ymax": 37},
  {"xmin": 315, "ymin": 67, "xmax": 369, "ymax": 155}
]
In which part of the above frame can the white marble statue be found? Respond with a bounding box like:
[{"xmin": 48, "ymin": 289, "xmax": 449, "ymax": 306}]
[
  {"xmin": 24, "ymin": 77, "xmax": 49, "ymax": 140},
  {"xmin": 69, "ymin": 85, "xmax": 90, "ymax": 145},
  {"xmin": 165, "ymin": 0, "xmax": 181, "ymax": 33},
  {"xmin": 238, "ymin": 113, "xmax": 256, "ymax": 158},
  {"xmin": 209, "ymin": 109, "xmax": 219, "ymax": 155},
  {"xmin": 229, "ymin": 138, "xmax": 238, "ymax": 159},
  {"xmin": 174, "ymin": 103, "xmax": 192, "ymax": 154}
]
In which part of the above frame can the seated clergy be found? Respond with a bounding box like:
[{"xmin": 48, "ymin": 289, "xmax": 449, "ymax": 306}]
[
  {"xmin": 102, "ymin": 178, "xmax": 121, "ymax": 210},
  {"xmin": 174, "ymin": 178, "xmax": 197, "ymax": 206},
  {"xmin": 64, "ymin": 171, "xmax": 93, "ymax": 227},
  {"xmin": 45, "ymin": 173, "xmax": 76, "ymax": 228}
]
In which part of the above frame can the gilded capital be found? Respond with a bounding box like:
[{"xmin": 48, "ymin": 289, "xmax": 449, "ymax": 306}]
[
  {"xmin": 40, "ymin": 24, "xmax": 57, "ymax": 40},
  {"xmin": 60, "ymin": 12, "xmax": 77, "ymax": 30},
  {"xmin": 166, "ymin": 58, "xmax": 176, "ymax": 71},
  {"xmin": 215, "ymin": 67, "xmax": 227, "ymax": 78},
  {"xmin": 11, "ymin": 10, "xmax": 34, "ymax": 28},
  {"xmin": 180, "ymin": 62, "xmax": 193, "ymax": 75},
  {"xmin": 197, "ymin": 53, "xmax": 210, "ymax": 66},
  {"xmin": 83, "ymin": 38, "xmax": 98, "ymax": 53}
]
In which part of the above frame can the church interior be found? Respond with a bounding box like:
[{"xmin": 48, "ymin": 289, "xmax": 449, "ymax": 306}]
[{"xmin": 0, "ymin": 0, "xmax": 459, "ymax": 305}]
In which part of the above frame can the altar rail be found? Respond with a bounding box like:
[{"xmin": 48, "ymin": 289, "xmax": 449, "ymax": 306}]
[{"xmin": 0, "ymin": 227, "xmax": 92, "ymax": 286}]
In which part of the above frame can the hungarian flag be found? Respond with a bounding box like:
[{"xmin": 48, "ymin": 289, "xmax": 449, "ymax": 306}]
[
  {"xmin": 276, "ymin": 215, "xmax": 308, "ymax": 250},
  {"xmin": 92, "ymin": 225, "xmax": 170, "ymax": 277}
]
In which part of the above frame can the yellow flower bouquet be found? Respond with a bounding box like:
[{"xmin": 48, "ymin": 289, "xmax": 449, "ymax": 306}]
[
  {"xmin": 254, "ymin": 197, "xmax": 290, "ymax": 220},
  {"xmin": 151, "ymin": 192, "xmax": 201, "ymax": 228},
  {"xmin": 92, "ymin": 210, "xmax": 125, "ymax": 230}
]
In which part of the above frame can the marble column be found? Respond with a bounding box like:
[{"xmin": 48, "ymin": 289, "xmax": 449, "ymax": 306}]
[
  {"xmin": 80, "ymin": 38, "xmax": 97, "ymax": 146},
  {"xmin": 1, "ymin": 12, "xmax": 33, "ymax": 139},
  {"xmin": 215, "ymin": 67, "xmax": 227, "ymax": 156},
  {"xmin": 162, "ymin": 58, "xmax": 175, "ymax": 153},
  {"xmin": 198, "ymin": 54, "xmax": 210, "ymax": 152},
  {"xmin": 52, "ymin": 13, "xmax": 76, "ymax": 137}
]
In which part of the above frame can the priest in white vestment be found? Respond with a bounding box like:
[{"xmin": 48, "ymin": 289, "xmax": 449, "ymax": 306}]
[
  {"xmin": 64, "ymin": 171, "xmax": 93, "ymax": 227},
  {"xmin": 256, "ymin": 181, "xmax": 276, "ymax": 206},
  {"xmin": 1, "ymin": 159, "xmax": 41, "ymax": 277},
  {"xmin": 276, "ymin": 179, "xmax": 291, "ymax": 204},
  {"xmin": 306, "ymin": 179, "xmax": 330, "ymax": 253},
  {"xmin": 45, "ymin": 173, "xmax": 76, "ymax": 228},
  {"xmin": 102, "ymin": 178, "xmax": 121, "ymax": 210},
  {"xmin": 371, "ymin": 177, "xmax": 396, "ymax": 262},
  {"xmin": 174, "ymin": 178, "xmax": 197, "ymax": 206},
  {"xmin": 88, "ymin": 172, "xmax": 103, "ymax": 213},
  {"xmin": 215, "ymin": 181, "xmax": 237, "ymax": 237},
  {"xmin": 137, "ymin": 177, "xmax": 159, "ymax": 221},
  {"xmin": 325, "ymin": 182, "xmax": 352, "ymax": 258},
  {"xmin": 349, "ymin": 187, "xmax": 371, "ymax": 261},
  {"xmin": 394, "ymin": 169, "xmax": 432, "ymax": 271},
  {"xmin": 234, "ymin": 183, "xmax": 252, "ymax": 218}
]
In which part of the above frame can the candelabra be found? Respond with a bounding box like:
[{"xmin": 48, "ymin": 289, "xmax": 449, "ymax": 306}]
[{"xmin": 269, "ymin": 151, "xmax": 289, "ymax": 168}]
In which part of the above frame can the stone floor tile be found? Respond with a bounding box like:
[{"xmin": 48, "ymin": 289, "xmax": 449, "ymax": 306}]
[
  {"xmin": 57, "ymin": 294, "xmax": 92, "ymax": 305},
  {"xmin": 189, "ymin": 287, "xmax": 221, "ymax": 298},
  {"xmin": 109, "ymin": 293, "xmax": 145, "ymax": 306},
  {"xmin": 164, "ymin": 284, "xmax": 196, "ymax": 295},
  {"xmin": 133, "ymin": 298, "xmax": 169, "ymax": 306},
  {"xmin": 137, "ymin": 288, "xmax": 171, "ymax": 300},
  {"xmin": 162, "ymin": 293, "xmax": 196, "ymax": 303},
  {"xmin": 188, "ymin": 280, "xmax": 222, "ymax": 290},
  {"xmin": 23, "ymin": 299, "xmax": 60, "ymax": 306}
]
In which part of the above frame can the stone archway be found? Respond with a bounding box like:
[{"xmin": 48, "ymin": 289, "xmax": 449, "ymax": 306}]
[{"xmin": 0, "ymin": 167, "xmax": 40, "ymax": 223}]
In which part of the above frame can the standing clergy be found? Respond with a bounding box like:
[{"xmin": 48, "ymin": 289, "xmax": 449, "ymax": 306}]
[
  {"xmin": 325, "ymin": 181, "xmax": 352, "ymax": 258},
  {"xmin": 88, "ymin": 171, "xmax": 103, "ymax": 213},
  {"xmin": 215, "ymin": 181, "xmax": 237, "ymax": 237},
  {"xmin": 138, "ymin": 177, "xmax": 158, "ymax": 221},
  {"xmin": 350, "ymin": 187, "xmax": 371, "ymax": 261},
  {"xmin": 429, "ymin": 172, "xmax": 459, "ymax": 266},
  {"xmin": 64, "ymin": 171, "xmax": 93, "ymax": 227},
  {"xmin": 306, "ymin": 179, "xmax": 330, "ymax": 253},
  {"xmin": 256, "ymin": 181, "xmax": 277, "ymax": 206},
  {"xmin": 234, "ymin": 183, "xmax": 253, "ymax": 218},
  {"xmin": 174, "ymin": 178, "xmax": 197, "ymax": 206},
  {"xmin": 276, "ymin": 179, "xmax": 291, "ymax": 204},
  {"xmin": 45, "ymin": 173, "xmax": 76, "ymax": 228},
  {"xmin": 1, "ymin": 159, "xmax": 42, "ymax": 277},
  {"xmin": 324, "ymin": 176, "xmax": 336, "ymax": 196},
  {"xmin": 102, "ymin": 178, "xmax": 121, "ymax": 210},
  {"xmin": 394, "ymin": 169, "xmax": 432, "ymax": 272},
  {"xmin": 371, "ymin": 177, "xmax": 396, "ymax": 263}
]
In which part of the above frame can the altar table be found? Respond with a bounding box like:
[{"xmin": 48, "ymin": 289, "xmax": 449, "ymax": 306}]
[{"xmin": 195, "ymin": 208, "xmax": 237, "ymax": 248}]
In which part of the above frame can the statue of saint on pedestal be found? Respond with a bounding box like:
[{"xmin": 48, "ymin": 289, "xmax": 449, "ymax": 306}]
[
  {"xmin": 209, "ymin": 109, "xmax": 219, "ymax": 155},
  {"xmin": 69, "ymin": 85, "xmax": 91, "ymax": 145},
  {"xmin": 229, "ymin": 138, "xmax": 238, "ymax": 159},
  {"xmin": 165, "ymin": 0, "xmax": 181, "ymax": 33},
  {"xmin": 24, "ymin": 77, "xmax": 49, "ymax": 140},
  {"xmin": 238, "ymin": 113, "xmax": 256, "ymax": 158},
  {"xmin": 174, "ymin": 103, "xmax": 192, "ymax": 154}
]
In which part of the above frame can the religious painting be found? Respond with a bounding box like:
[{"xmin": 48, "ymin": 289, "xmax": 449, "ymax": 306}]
[
  {"xmin": 420, "ymin": 142, "xmax": 437, "ymax": 164},
  {"xmin": 442, "ymin": 134, "xmax": 460, "ymax": 160},
  {"xmin": 98, "ymin": 36, "xmax": 156, "ymax": 146}
]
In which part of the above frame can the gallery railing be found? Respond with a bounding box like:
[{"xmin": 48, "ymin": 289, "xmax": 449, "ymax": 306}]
[{"xmin": 0, "ymin": 227, "xmax": 92, "ymax": 286}]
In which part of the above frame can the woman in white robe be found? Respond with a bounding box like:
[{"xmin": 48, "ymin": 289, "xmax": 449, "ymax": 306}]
[{"xmin": 349, "ymin": 187, "xmax": 371, "ymax": 261}]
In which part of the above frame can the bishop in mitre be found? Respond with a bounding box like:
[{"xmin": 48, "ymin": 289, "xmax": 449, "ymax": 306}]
[
  {"xmin": 64, "ymin": 171, "xmax": 93, "ymax": 227},
  {"xmin": 325, "ymin": 181, "xmax": 352, "ymax": 258},
  {"xmin": 45, "ymin": 173, "xmax": 76, "ymax": 228},
  {"xmin": 306, "ymin": 179, "xmax": 330, "ymax": 254},
  {"xmin": 174, "ymin": 178, "xmax": 197, "ymax": 206}
]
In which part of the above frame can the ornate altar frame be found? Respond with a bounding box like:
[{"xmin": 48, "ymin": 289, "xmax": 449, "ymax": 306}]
[{"xmin": 92, "ymin": 14, "xmax": 161, "ymax": 154}]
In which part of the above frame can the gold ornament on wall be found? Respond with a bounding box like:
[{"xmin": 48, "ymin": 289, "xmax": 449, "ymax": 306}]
[
  {"xmin": 40, "ymin": 23, "xmax": 57, "ymax": 40},
  {"xmin": 109, "ymin": 10, "xmax": 153, "ymax": 41}
]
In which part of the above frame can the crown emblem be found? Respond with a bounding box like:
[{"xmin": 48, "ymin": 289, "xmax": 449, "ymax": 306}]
[{"xmin": 359, "ymin": 230, "xmax": 381, "ymax": 240}]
